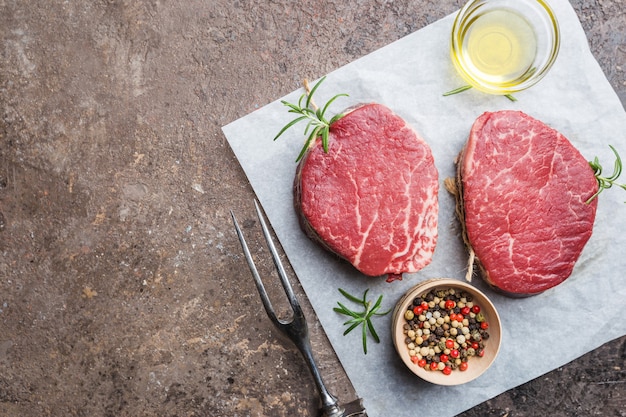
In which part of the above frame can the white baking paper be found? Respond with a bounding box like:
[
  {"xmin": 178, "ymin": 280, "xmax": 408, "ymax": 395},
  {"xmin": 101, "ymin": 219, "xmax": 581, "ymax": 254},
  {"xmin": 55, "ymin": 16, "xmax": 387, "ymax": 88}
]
[{"xmin": 222, "ymin": 0, "xmax": 626, "ymax": 415}]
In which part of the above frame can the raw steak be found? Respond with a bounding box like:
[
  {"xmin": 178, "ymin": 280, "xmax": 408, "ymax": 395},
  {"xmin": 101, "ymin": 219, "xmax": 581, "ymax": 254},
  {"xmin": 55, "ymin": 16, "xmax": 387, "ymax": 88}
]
[
  {"xmin": 294, "ymin": 103, "xmax": 438, "ymax": 280},
  {"xmin": 453, "ymin": 110, "xmax": 598, "ymax": 296}
]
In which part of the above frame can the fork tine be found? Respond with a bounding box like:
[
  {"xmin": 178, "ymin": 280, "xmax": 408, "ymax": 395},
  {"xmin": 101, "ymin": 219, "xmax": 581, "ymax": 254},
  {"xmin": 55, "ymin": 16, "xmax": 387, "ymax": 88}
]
[
  {"xmin": 230, "ymin": 208, "xmax": 280, "ymax": 326},
  {"xmin": 232, "ymin": 201, "xmax": 362, "ymax": 417},
  {"xmin": 253, "ymin": 199, "xmax": 302, "ymax": 316}
]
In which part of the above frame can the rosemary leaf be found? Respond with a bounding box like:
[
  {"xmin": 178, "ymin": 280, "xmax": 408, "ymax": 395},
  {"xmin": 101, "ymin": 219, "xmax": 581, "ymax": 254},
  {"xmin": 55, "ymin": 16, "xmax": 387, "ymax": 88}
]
[
  {"xmin": 274, "ymin": 76, "xmax": 348, "ymax": 162},
  {"xmin": 333, "ymin": 302, "xmax": 360, "ymax": 319},
  {"xmin": 362, "ymin": 322, "xmax": 368, "ymax": 354},
  {"xmin": 443, "ymin": 85, "xmax": 473, "ymax": 96},
  {"xmin": 338, "ymin": 288, "xmax": 364, "ymax": 304},
  {"xmin": 372, "ymin": 294, "xmax": 383, "ymax": 311},
  {"xmin": 344, "ymin": 321, "xmax": 361, "ymax": 336},
  {"xmin": 367, "ymin": 319, "xmax": 380, "ymax": 344},
  {"xmin": 305, "ymin": 77, "xmax": 324, "ymax": 109},
  {"xmin": 443, "ymin": 84, "xmax": 518, "ymax": 101},
  {"xmin": 361, "ymin": 288, "xmax": 369, "ymax": 304},
  {"xmin": 334, "ymin": 288, "xmax": 389, "ymax": 354},
  {"xmin": 322, "ymin": 93, "xmax": 348, "ymax": 118},
  {"xmin": 322, "ymin": 128, "xmax": 330, "ymax": 153},
  {"xmin": 273, "ymin": 116, "xmax": 308, "ymax": 141},
  {"xmin": 586, "ymin": 145, "xmax": 626, "ymax": 203}
]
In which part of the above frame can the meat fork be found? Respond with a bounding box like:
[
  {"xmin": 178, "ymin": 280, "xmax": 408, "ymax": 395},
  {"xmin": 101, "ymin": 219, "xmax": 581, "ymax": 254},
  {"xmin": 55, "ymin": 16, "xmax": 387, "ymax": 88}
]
[{"xmin": 231, "ymin": 200, "xmax": 367, "ymax": 417}]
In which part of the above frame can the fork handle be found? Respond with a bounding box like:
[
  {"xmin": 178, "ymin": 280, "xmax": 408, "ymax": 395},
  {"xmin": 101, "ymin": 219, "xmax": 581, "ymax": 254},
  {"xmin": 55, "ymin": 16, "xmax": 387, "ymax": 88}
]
[{"xmin": 296, "ymin": 337, "xmax": 345, "ymax": 417}]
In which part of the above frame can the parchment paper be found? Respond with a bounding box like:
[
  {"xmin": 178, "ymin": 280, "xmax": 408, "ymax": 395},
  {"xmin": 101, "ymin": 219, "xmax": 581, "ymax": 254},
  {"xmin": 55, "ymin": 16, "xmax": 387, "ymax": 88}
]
[{"xmin": 222, "ymin": 0, "xmax": 626, "ymax": 415}]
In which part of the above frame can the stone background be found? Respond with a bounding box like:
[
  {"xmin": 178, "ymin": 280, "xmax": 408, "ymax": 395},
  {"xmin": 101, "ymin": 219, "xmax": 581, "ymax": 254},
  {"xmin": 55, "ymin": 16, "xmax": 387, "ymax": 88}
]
[{"xmin": 1, "ymin": 1, "xmax": 624, "ymax": 416}]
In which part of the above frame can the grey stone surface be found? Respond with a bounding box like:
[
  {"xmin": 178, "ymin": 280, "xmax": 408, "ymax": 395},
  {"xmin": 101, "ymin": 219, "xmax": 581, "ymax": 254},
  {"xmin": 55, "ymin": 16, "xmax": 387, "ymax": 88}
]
[{"xmin": 1, "ymin": 1, "xmax": 624, "ymax": 416}]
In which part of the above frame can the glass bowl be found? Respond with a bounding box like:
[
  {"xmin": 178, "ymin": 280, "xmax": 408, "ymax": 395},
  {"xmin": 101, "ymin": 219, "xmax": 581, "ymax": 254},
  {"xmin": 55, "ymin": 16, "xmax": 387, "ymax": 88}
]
[
  {"xmin": 450, "ymin": 0, "xmax": 560, "ymax": 95},
  {"xmin": 392, "ymin": 278, "xmax": 502, "ymax": 385}
]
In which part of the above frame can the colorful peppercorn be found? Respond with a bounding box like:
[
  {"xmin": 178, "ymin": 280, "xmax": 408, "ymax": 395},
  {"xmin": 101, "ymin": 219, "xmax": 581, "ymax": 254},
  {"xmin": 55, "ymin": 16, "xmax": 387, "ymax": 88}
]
[{"xmin": 402, "ymin": 287, "xmax": 490, "ymax": 376}]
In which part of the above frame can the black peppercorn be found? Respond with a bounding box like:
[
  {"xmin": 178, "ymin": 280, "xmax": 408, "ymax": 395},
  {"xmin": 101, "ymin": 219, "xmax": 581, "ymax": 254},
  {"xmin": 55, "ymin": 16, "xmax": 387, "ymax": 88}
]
[{"xmin": 402, "ymin": 287, "xmax": 491, "ymax": 376}]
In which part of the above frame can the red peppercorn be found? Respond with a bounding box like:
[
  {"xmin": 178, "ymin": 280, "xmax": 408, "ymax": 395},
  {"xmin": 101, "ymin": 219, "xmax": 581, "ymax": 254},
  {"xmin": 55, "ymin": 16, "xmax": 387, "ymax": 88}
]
[{"xmin": 402, "ymin": 288, "xmax": 492, "ymax": 377}]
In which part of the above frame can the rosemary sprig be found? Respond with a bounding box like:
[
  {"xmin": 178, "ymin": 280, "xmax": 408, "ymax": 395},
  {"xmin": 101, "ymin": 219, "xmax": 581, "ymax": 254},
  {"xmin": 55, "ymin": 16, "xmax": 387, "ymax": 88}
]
[
  {"xmin": 273, "ymin": 76, "xmax": 348, "ymax": 162},
  {"xmin": 504, "ymin": 93, "xmax": 517, "ymax": 102},
  {"xmin": 586, "ymin": 145, "xmax": 626, "ymax": 204},
  {"xmin": 333, "ymin": 288, "xmax": 390, "ymax": 354},
  {"xmin": 442, "ymin": 85, "xmax": 473, "ymax": 96},
  {"xmin": 443, "ymin": 85, "xmax": 517, "ymax": 102}
]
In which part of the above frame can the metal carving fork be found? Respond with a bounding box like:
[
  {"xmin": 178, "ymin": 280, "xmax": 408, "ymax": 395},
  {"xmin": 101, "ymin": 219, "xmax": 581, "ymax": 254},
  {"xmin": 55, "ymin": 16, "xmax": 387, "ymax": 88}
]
[{"xmin": 231, "ymin": 200, "xmax": 367, "ymax": 417}]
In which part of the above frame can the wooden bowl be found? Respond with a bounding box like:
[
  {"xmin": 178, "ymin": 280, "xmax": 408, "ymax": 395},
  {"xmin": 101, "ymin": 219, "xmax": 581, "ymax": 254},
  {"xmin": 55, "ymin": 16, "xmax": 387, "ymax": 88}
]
[{"xmin": 392, "ymin": 278, "xmax": 501, "ymax": 385}]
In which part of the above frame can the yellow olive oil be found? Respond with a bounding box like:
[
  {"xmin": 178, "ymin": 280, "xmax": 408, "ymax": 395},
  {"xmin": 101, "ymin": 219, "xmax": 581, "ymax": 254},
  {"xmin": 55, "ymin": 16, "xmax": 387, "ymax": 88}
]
[{"xmin": 460, "ymin": 9, "xmax": 537, "ymax": 86}]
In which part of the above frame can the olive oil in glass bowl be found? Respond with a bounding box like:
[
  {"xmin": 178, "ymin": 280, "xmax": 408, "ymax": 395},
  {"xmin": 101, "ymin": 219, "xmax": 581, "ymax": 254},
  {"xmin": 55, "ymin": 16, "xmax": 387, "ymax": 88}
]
[{"xmin": 451, "ymin": 0, "xmax": 560, "ymax": 95}]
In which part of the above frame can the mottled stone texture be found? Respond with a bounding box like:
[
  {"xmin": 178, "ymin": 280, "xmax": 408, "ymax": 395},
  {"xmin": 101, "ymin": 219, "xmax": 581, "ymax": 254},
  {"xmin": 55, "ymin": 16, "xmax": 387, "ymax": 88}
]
[{"xmin": 1, "ymin": 1, "xmax": 624, "ymax": 416}]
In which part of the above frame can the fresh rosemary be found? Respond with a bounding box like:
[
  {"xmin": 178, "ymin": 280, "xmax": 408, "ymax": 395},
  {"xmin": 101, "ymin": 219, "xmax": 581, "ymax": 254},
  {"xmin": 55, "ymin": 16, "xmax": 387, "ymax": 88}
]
[
  {"xmin": 586, "ymin": 145, "xmax": 626, "ymax": 204},
  {"xmin": 333, "ymin": 288, "xmax": 390, "ymax": 354},
  {"xmin": 443, "ymin": 85, "xmax": 517, "ymax": 102},
  {"xmin": 442, "ymin": 85, "xmax": 473, "ymax": 96},
  {"xmin": 273, "ymin": 76, "xmax": 348, "ymax": 162}
]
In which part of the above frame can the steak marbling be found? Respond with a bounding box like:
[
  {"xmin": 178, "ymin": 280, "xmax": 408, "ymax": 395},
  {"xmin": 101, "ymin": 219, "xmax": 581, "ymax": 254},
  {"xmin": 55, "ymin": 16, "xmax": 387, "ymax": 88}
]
[
  {"xmin": 294, "ymin": 103, "xmax": 438, "ymax": 280},
  {"xmin": 454, "ymin": 110, "xmax": 598, "ymax": 296}
]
